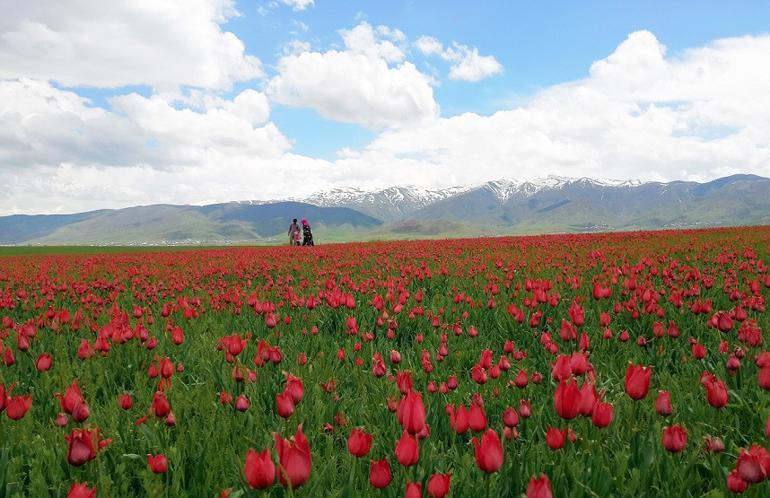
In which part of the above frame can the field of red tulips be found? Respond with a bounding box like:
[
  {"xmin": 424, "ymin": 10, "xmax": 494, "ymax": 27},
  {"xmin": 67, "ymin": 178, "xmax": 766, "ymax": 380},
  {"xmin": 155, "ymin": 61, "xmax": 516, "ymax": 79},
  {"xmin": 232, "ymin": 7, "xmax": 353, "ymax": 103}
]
[{"xmin": 1, "ymin": 227, "xmax": 769, "ymax": 497}]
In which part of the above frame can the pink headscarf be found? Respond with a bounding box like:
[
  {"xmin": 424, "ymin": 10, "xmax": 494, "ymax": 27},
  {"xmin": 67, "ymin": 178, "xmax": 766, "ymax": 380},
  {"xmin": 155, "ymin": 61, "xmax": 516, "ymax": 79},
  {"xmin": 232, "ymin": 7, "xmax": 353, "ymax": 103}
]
[{"xmin": 301, "ymin": 219, "xmax": 309, "ymax": 227}]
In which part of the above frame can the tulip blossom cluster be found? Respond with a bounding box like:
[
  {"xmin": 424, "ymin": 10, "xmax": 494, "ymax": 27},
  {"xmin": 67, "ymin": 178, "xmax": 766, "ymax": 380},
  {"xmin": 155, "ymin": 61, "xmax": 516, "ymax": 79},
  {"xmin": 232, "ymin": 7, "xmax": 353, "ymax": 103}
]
[{"xmin": 0, "ymin": 227, "xmax": 768, "ymax": 495}]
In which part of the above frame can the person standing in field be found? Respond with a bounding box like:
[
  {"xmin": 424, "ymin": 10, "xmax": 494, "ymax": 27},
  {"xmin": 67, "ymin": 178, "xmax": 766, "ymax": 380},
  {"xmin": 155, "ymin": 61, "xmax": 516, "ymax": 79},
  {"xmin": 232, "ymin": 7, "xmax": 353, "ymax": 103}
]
[
  {"xmin": 301, "ymin": 219, "xmax": 314, "ymax": 246},
  {"xmin": 288, "ymin": 218, "xmax": 301, "ymax": 246}
]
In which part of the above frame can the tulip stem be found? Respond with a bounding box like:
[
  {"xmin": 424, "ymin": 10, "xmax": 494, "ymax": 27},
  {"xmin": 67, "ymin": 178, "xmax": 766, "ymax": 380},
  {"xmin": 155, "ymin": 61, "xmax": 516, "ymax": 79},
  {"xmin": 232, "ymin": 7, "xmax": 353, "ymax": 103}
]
[{"xmin": 485, "ymin": 473, "xmax": 491, "ymax": 498}]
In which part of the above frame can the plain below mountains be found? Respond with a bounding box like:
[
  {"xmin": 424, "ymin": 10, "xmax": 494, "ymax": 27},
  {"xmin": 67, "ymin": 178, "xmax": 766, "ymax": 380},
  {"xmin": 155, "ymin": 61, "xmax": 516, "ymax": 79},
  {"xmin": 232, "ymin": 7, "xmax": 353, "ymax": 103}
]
[{"xmin": 2, "ymin": 174, "xmax": 769, "ymax": 245}]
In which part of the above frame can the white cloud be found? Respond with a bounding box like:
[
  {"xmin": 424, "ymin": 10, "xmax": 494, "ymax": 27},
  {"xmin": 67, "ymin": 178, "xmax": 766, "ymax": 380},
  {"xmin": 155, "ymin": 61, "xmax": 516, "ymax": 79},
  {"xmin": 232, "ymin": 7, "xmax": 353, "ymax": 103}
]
[
  {"xmin": 0, "ymin": 0, "xmax": 262, "ymax": 91},
  {"xmin": 415, "ymin": 37, "xmax": 503, "ymax": 81},
  {"xmin": 2, "ymin": 30, "xmax": 770, "ymax": 215},
  {"xmin": 282, "ymin": 39, "xmax": 312, "ymax": 56},
  {"xmin": 0, "ymin": 79, "xmax": 287, "ymax": 174},
  {"xmin": 445, "ymin": 44, "xmax": 503, "ymax": 82},
  {"xmin": 344, "ymin": 31, "xmax": 770, "ymax": 185},
  {"xmin": 415, "ymin": 36, "xmax": 443, "ymax": 56},
  {"xmin": 281, "ymin": 0, "xmax": 314, "ymax": 11},
  {"xmin": 268, "ymin": 22, "xmax": 438, "ymax": 128}
]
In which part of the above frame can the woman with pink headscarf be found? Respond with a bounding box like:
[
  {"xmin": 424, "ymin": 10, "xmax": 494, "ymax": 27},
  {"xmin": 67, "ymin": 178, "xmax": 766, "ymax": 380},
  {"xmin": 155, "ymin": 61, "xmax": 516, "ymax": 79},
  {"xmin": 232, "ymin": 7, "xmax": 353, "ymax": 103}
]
[{"xmin": 301, "ymin": 219, "xmax": 314, "ymax": 246}]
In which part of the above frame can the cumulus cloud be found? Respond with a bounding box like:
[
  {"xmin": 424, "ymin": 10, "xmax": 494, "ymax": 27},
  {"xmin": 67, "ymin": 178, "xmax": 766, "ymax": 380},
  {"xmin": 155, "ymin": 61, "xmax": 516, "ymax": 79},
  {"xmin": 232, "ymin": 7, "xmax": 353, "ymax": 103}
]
[
  {"xmin": 0, "ymin": 79, "xmax": 288, "ymax": 173},
  {"xmin": 268, "ymin": 22, "xmax": 438, "ymax": 128},
  {"xmin": 348, "ymin": 31, "xmax": 770, "ymax": 185},
  {"xmin": 281, "ymin": 0, "xmax": 314, "ymax": 11},
  {"xmin": 0, "ymin": 0, "xmax": 262, "ymax": 90},
  {"xmin": 415, "ymin": 36, "xmax": 503, "ymax": 81},
  {"xmin": 2, "ymin": 30, "xmax": 770, "ymax": 214}
]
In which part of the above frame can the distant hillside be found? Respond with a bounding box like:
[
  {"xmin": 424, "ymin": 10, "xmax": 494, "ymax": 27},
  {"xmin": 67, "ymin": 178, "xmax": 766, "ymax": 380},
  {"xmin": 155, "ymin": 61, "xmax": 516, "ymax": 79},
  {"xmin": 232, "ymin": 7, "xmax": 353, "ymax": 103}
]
[
  {"xmin": 0, "ymin": 202, "xmax": 382, "ymax": 245},
  {"xmin": 2, "ymin": 174, "xmax": 768, "ymax": 244}
]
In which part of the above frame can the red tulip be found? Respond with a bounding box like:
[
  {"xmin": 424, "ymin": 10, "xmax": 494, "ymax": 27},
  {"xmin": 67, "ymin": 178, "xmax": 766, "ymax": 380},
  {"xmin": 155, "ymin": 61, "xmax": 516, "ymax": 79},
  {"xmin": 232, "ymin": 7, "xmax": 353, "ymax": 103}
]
[
  {"xmin": 244, "ymin": 448, "xmax": 275, "ymax": 489},
  {"xmin": 64, "ymin": 428, "xmax": 111, "ymax": 466},
  {"xmin": 736, "ymin": 445, "xmax": 770, "ymax": 483},
  {"xmin": 58, "ymin": 380, "xmax": 85, "ymax": 414},
  {"xmin": 147, "ymin": 454, "xmax": 168, "ymax": 473},
  {"xmin": 117, "ymin": 393, "xmax": 133, "ymax": 410},
  {"xmin": 67, "ymin": 483, "xmax": 96, "ymax": 498},
  {"xmin": 655, "ymin": 391, "xmax": 672, "ymax": 416},
  {"xmin": 369, "ymin": 459, "xmax": 392, "ymax": 489},
  {"xmin": 553, "ymin": 378, "xmax": 582, "ymax": 420},
  {"xmin": 727, "ymin": 469, "xmax": 748, "ymax": 493},
  {"xmin": 471, "ymin": 429, "xmax": 503, "ymax": 473},
  {"xmin": 276, "ymin": 391, "xmax": 295, "ymax": 418},
  {"xmin": 405, "ymin": 481, "xmax": 422, "ymax": 498},
  {"xmin": 426, "ymin": 473, "xmax": 451, "ymax": 498},
  {"xmin": 447, "ymin": 404, "xmax": 469, "ymax": 434},
  {"xmin": 526, "ymin": 474, "xmax": 553, "ymax": 498},
  {"xmin": 625, "ymin": 363, "xmax": 652, "ymax": 400},
  {"xmin": 152, "ymin": 391, "xmax": 171, "ymax": 418},
  {"xmin": 503, "ymin": 406, "xmax": 519, "ymax": 428},
  {"xmin": 36, "ymin": 353, "xmax": 53, "ymax": 372},
  {"xmin": 6, "ymin": 394, "xmax": 32, "ymax": 420},
  {"xmin": 662, "ymin": 425, "xmax": 687, "ymax": 453},
  {"xmin": 284, "ymin": 374, "xmax": 304, "ymax": 404},
  {"xmin": 347, "ymin": 428, "xmax": 373, "ymax": 457},
  {"xmin": 702, "ymin": 372, "xmax": 728, "ymax": 408},
  {"xmin": 274, "ymin": 425, "xmax": 312, "ymax": 488},
  {"xmin": 468, "ymin": 403, "xmax": 487, "ymax": 432},
  {"xmin": 545, "ymin": 427, "xmax": 566, "ymax": 450},
  {"xmin": 0, "ymin": 383, "xmax": 7, "ymax": 412},
  {"xmin": 394, "ymin": 431, "xmax": 419, "ymax": 467},
  {"xmin": 591, "ymin": 402, "xmax": 613, "ymax": 428},
  {"xmin": 398, "ymin": 390, "xmax": 426, "ymax": 435}
]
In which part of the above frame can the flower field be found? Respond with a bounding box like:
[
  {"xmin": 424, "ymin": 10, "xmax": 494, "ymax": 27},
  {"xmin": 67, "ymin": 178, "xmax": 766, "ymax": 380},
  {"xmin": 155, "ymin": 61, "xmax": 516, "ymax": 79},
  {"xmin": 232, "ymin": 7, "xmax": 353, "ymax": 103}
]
[{"xmin": 1, "ymin": 227, "xmax": 770, "ymax": 497}]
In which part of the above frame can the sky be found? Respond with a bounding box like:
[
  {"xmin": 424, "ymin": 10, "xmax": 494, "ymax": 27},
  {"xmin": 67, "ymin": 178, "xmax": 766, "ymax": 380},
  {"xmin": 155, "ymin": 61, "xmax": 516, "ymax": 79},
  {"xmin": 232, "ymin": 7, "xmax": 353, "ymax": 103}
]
[{"xmin": 1, "ymin": 0, "xmax": 770, "ymax": 214}]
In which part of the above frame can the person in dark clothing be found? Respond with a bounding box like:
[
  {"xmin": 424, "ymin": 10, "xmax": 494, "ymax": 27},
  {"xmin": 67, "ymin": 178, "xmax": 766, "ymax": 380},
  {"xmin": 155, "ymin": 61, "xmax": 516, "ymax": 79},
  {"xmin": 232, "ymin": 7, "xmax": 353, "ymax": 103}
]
[{"xmin": 301, "ymin": 219, "xmax": 314, "ymax": 246}]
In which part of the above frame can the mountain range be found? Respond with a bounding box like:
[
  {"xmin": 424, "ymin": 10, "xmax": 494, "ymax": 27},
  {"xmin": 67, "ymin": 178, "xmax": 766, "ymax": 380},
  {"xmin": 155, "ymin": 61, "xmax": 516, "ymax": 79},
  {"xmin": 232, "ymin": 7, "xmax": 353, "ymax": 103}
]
[{"xmin": 2, "ymin": 174, "xmax": 768, "ymax": 245}]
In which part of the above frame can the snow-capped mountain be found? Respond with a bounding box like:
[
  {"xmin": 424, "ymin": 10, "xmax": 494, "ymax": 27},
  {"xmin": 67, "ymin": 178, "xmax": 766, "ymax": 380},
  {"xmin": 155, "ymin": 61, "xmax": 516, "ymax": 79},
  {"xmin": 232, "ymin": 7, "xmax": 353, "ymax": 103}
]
[
  {"xmin": 300, "ymin": 176, "xmax": 646, "ymax": 219},
  {"xmin": 300, "ymin": 185, "xmax": 470, "ymax": 221},
  {"xmin": 1, "ymin": 174, "xmax": 767, "ymax": 244}
]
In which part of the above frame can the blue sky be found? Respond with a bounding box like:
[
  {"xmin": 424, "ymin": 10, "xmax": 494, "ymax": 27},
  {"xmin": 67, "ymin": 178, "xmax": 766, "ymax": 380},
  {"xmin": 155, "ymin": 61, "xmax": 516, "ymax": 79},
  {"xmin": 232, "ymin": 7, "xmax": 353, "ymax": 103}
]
[
  {"xmin": 2, "ymin": 0, "xmax": 770, "ymax": 213},
  {"xmin": 70, "ymin": 0, "xmax": 770, "ymax": 159}
]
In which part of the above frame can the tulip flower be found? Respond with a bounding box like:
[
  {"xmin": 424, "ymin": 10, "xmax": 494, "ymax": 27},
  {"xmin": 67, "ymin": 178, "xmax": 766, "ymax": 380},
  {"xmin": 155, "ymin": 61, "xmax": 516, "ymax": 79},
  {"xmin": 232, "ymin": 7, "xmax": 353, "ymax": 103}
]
[
  {"xmin": 152, "ymin": 391, "xmax": 171, "ymax": 418},
  {"xmin": 57, "ymin": 380, "xmax": 85, "ymax": 414},
  {"xmin": 147, "ymin": 454, "xmax": 168, "ymax": 473},
  {"xmin": 662, "ymin": 425, "xmax": 687, "ymax": 453},
  {"xmin": 347, "ymin": 428, "xmax": 373, "ymax": 457},
  {"xmin": 736, "ymin": 445, "xmax": 769, "ymax": 483},
  {"xmin": 67, "ymin": 483, "xmax": 96, "ymax": 498},
  {"xmin": 553, "ymin": 378, "xmax": 582, "ymax": 420},
  {"xmin": 468, "ymin": 403, "xmax": 487, "ymax": 432},
  {"xmin": 5, "ymin": 395, "xmax": 32, "ymax": 420},
  {"xmin": 117, "ymin": 393, "xmax": 133, "ymax": 410},
  {"xmin": 471, "ymin": 429, "xmax": 503, "ymax": 473},
  {"xmin": 284, "ymin": 374, "xmax": 304, "ymax": 403},
  {"xmin": 405, "ymin": 482, "xmax": 422, "ymax": 498},
  {"xmin": 397, "ymin": 390, "xmax": 426, "ymax": 435},
  {"xmin": 274, "ymin": 425, "xmax": 312, "ymax": 488},
  {"xmin": 395, "ymin": 431, "xmax": 419, "ymax": 467},
  {"xmin": 369, "ymin": 459, "xmax": 392, "ymax": 489},
  {"xmin": 36, "ymin": 353, "xmax": 53, "ymax": 372},
  {"xmin": 625, "ymin": 363, "xmax": 652, "ymax": 400},
  {"xmin": 591, "ymin": 402, "xmax": 613, "ymax": 428},
  {"xmin": 655, "ymin": 391, "xmax": 672, "ymax": 416},
  {"xmin": 426, "ymin": 473, "xmax": 451, "ymax": 498},
  {"xmin": 276, "ymin": 391, "xmax": 295, "ymax": 418},
  {"xmin": 244, "ymin": 448, "xmax": 275, "ymax": 489},
  {"xmin": 727, "ymin": 470, "xmax": 748, "ymax": 493},
  {"xmin": 702, "ymin": 372, "xmax": 728, "ymax": 408},
  {"xmin": 545, "ymin": 427, "xmax": 566, "ymax": 450},
  {"xmin": 64, "ymin": 428, "xmax": 111, "ymax": 466},
  {"xmin": 526, "ymin": 474, "xmax": 553, "ymax": 498}
]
